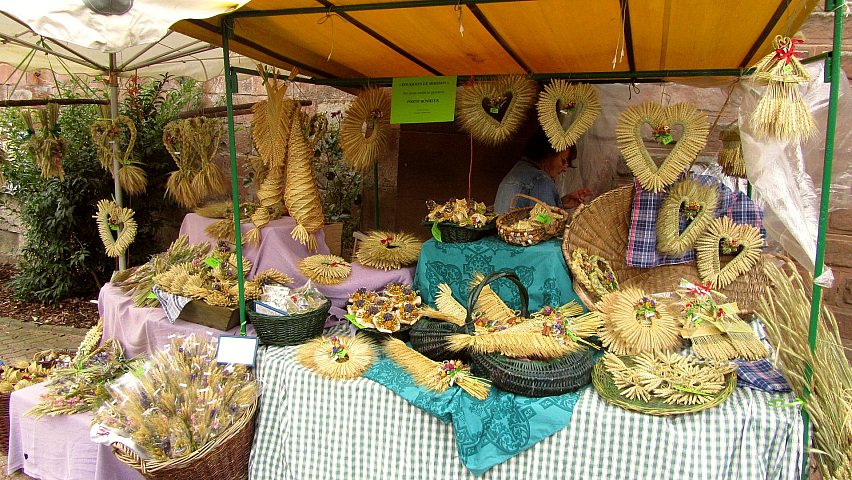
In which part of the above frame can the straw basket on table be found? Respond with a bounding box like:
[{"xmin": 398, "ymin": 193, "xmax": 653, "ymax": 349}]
[
  {"xmin": 424, "ymin": 220, "xmax": 495, "ymax": 244},
  {"xmin": 497, "ymin": 194, "xmax": 568, "ymax": 246},
  {"xmin": 562, "ymin": 184, "xmax": 768, "ymax": 312},
  {"xmin": 113, "ymin": 398, "xmax": 258, "ymax": 480},
  {"xmin": 248, "ymin": 299, "xmax": 331, "ymax": 347},
  {"xmin": 465, "ymin": 271, "xmax": 594, "ymax": 397}
]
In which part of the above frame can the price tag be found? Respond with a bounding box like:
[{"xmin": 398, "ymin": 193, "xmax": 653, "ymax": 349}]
[
  {"xmin": 216, "ymin": 335, "xmax": 259, "ymax": 367},
  {"xmin": 204, "ymin": 256, "xmax": 222, "ymax": 269}
]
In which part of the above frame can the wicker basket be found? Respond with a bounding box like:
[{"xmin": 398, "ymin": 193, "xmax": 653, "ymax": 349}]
[
  {"xmin": 497, "ymin": 194, "xmax": 568, "ymax": 246},
  {"xmin": 409, "ymin": 317, "xmax": 467, "ymax": 361},
  {"xmin": 248, "ymin": 299, "xmax": 331, "ymax": 346},
  {"xmin": 357, "ymin": 325, "xmax": 411, "ymax": 343},
  {"xmin": 591, "ymin": 358, "xmax": 736, "ymax": 416},
  {"xmin": 464, "ymin": 270, "xmax": 592, "ymax": 397},
  {"xmin": 562, "ymin": 184, "xmax": 769, "ymax": 312},
  {"xmin": 113, "ymin": 398, "xmax": 258, "ymax": 480},
  {"xmin": 424, "ymin": 220, "xmax": 495, "ymax": 243},
  {"xmin": 0, "ymin": 391, "xmax": 9, "ymax": 455}
]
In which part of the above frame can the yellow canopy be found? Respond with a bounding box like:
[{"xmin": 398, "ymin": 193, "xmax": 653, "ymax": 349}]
[{"xmin": 174, "ymin": 0, "xmax": 818, "ymax": 82}]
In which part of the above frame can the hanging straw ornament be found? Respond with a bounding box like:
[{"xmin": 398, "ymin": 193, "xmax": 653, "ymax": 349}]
[
  {"xmin": 695, "ymin": 216, "xmax": 763, "ymax": 289},
  {"xmin": 656, "ymin": 178, "xmax": 719, "ymax": 257},
  {"xmin": 718, "ymin": 123, "xmax": 746, "ymax": 178},
  {"xmin": 355, "ymin": 231, "xmax": 422, "ymax": 270},
  {"xmin": 284, "ymin": 111, "xmax": 325, "ymax": 252},
  {"xmin": 95, "ymin": 199, "xmax": 137, "ymax": 258},
  {"xmin": 340, "ymin": 87, "xmax": 391, "ymax": 172},
  {"xmin": 298, "ymin": 254, "xmax": 351, "ymax": 285},
  {"xmin": 22, "ymin": 104, "xmax": 67, "ymax": 180},
  {"xmin": 248, "ymin": 65, "xmax": 298, "ymax": 244},
  {"xmin": 163, "ymin": 120, "xmax": 198, "ymax": 208},
  {"xmin": 187, "ymin": 116, "xmax": 227, "ymax": 198},
  {"xmin": 536, "ymin": 81, "xmax": 601, "ymax": 151},
  {"xmin": 616, "ymin": 102, "xmax": 709, "ymax": 192},
  {"xmin": 457, "ymin": 75, "xmax": 537, "ymax": 146},
  {"xmin": 748, "ymin": 35, "xmax": 815, "ymax": 143},
  {"xmin": 383, "ymin": 337, "xmax": 490, "ymax": 400},
  {"xmin": 597, "ymin": 288, "xmax": 682, "ymax": 356},
  {"xmin": 305, "ymin": 112, "xmax": 330, "ymax": 152},
  {"xmin": 91, "ymin": 115, "xmax": 146, "ymax": 195},
  {"xmin": 297, "ymin": 335, "xmax": 377, "ymax": 379}
]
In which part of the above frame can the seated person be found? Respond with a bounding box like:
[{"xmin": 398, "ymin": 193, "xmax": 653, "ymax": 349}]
[{"xmin": 494, "ymin": 129, "xmax": 588, "ymax": 214}]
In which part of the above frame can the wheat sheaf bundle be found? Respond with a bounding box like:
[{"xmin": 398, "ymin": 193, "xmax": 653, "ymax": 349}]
[
  {"xmin": 656, "ymin": 178, "xmax": 719, "ymax": 257},
  {"xmin": 298, "ymin": 254, "xmax": 351, "ymax": 285},
  {"xmin": 695, "ymin": 216, "xmax": 763, "ymax": 289},
  {"xmin": 536, "ymin": 81, "xmax": 601, "ymax": 151},
  {"xmin": 163, "ymin": 117, "xmax": 227, "ymax": 208},
  {"xmin": 718, "ymin": 123, "xmax": 746, "ymax": 178},
  {"xmin": 434, "ymin": 283, "xmax": 468, "ymax": 323},
  {"xmin": 340, "ymin": 87, "xmax": 391, "ymax": 172},
  {"xmin": 457, "ymin": 75, "xmax": 537, "ymax": 146},
  {"xmin": 91, "ymin": 115, "xmax": 146, "ymax": 196},
  {"xmin": 681, "ymin": 319, "xmax": 739, "ymax": 361},
  {"xmin": 616, "ymin": 102, "xmax": 708, "ymax": 193},
  {"xmin": 383, "ymin": 337, "xmax": 490, "ymax": 400},
  {"xmin": 284, "ymin": 111, "xmax": 325, "ymax": 252},
  {"xmin": 355, "ymin": 231, "xmax": 422, "ymax": 270},
  {"xmin": 598, "ymin": 288, "xmax": 681, "ymax": 355},
  {"xmin": 468, "ymin": 272, "xmax": 516, "ymax": 323},
  {"xmin": 297, "ymin": 335, "xmax": 376, "ymax": 380},
  {"xmin": 95, "ymin": 199, "xmax": 137, "ymax": 258},
  {"xmin": 758, "ymin": 260, "xmax": 852, "ymax": 480},
  {"xmin": 22, "ymin": 104, "xmax": 67, "ymax": 180}
]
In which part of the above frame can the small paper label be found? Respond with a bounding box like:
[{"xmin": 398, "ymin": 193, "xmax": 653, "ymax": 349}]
[
  {"xmin": 146, "ymin": 292, "xmax": 157, "ymax": 299},
  {"xmin": 535, "ymin": 213, "xmax": 551, "ymax": 225},
  {"xmin": 109, "ymin": 224, "xmax": 120, "ymax": 231},
  {"xmin": 490, "ymin": 107, "xmax": 499, "ymax": 114},
  {"xmin": 431, "ymin": 222, "xmax": 443, "ymax": 243},
  {"xmin": 204, "ymin": 256, "xmax": 222, "ymax": 269},
  {"xmin": 344, "ymin": 313, "xmax": 367, "ymax": 329},
  {"xmin": 216, "ymin": 335, "xmax": 259, "ymax": 367}
]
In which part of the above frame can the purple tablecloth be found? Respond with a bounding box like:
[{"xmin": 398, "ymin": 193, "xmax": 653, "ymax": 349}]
[
  {"xmin": 98, "ymin": 284, "xmax": 256, "ymax": 359},
  {"xmin": 6, "ymin": 382, "xmax": 143, "ymax": 480}
]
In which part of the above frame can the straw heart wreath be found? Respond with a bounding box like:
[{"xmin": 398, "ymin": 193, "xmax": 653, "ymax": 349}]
[
  {"xmin": 695, "ymin": 216, "xmax": 763, "ymax": 289},
  {"xmin": 457, "ymin": 75, "xmax": 537, "ymax": 146},
  {"xmin": 616, "ymin": 102, "xmax": 709, "ymax": 192},
  {"xmin": 95, "ymin": 199, "xmax": 137, "ymax": 258},
  {"xmin": 656, "ymin": 177, "xmax": 719, "ymax": 257},
  {"xmin": 536, "ymin": 81, "xmax": 601, "ymax": 152}
]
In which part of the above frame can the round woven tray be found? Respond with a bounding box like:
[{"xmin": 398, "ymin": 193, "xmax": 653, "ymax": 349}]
[
  {"xmin": 248, "ymin": 300, "xmax": 331, "ymax": 347},
  {"xmin": 591, "ymin": 358, "xmax": 737, "ymax": 416},
  {"xmin": 562, "ymin": 184, "xmax": 769, "ymax": 311},
  {"xmin": 113, "ymin": 398, "xmax": 258, "ymax": 480},
  {"xmin": 423, "ymin": 220, "xmax": 495, "ymax": 243},
  {"xmin": 497, "ymin": 194, "xmax": 568, "ymax": 247}
]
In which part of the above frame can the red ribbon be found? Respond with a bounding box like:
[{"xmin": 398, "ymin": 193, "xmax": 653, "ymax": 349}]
[
  {"xmin": 772, "ymin": 38, "xmax": 803, "ymax": 64},
  {"xmin": 380, "ymin": 237, "xmax": 394, "ymax": 245},
  {"xmin": 687, "ymin": 281, "xmax": 714, "ymax": 295}
]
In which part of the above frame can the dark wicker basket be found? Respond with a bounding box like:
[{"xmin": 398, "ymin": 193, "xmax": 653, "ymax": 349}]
[
  {"xmin": 465, "ymin": 270, "xmax": 593, "ymax": 397},
  {"xmin": 248, "ymin": 300, "xmax": 331, "ymax": 346},
  {"xmin": 356, "ymin": 325, "xmax": 411, "ymax": 343},
  {"xmin": 424, "ymin": 220, "xmax": 495, "ymax": 243}
]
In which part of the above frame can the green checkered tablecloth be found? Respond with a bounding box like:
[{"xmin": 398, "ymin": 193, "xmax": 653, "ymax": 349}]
[{"xmin": 250, "ymin": 346, "xmax": 803, "ymax": 480}]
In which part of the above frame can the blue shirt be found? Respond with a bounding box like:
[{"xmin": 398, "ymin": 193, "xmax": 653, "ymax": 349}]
[{"xmin": 494, "ymin": 159, "xmax": 560, "ymax": 214}]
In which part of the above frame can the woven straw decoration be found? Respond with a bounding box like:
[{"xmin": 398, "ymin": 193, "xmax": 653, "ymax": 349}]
[
  {"xmin": 568, "ymin": 247, "xmax": 619, "ymax": 301},
  {"xmin": 718, "ymin": 123, "xmax": 746, "ymax": 178},
  {"xmin": 681, "ymin": 319, "xmax": 739, "ymax": 361},
  {"xmin": 188, "ymin": 117, "xmax": 227, "ymax": 199},
  {"xmin": 163, "ymin": 117, "xmax": 227, "ymax": 208},
  {"xmin": 656, "ymin": 177, "xmax": 719, "ymax": 257},
  {"xmin": 616, "ymin": 102, "xmax": 708, "ymax": 192},
  {"xmin": 340, "ymin": 88, "xmax": 391, "ymax": 172},
  {"xmin": 284, "ymin": 111, "xmax": 325, "ymax": 252},
  {"xmin": 435, "ymin": 283, "xmax": 468, "ymax": 322},
  {"xmin": 95, "ymin": 199, "xmax": 137, "ymax": 258},
  {"xmin": 695, "ymin": 217, "xmax": 763, "ymax": 289},
  {"xmin": 457, "ymin": 75, "xmax": 537, "ymax": 146},
  {"xmin": 468, "ymin": 272, "xmax": 516, "ymax": 323},
  {"xmin": 91, "ymin": 115, "xmax": 146, "ymax": 196},
  {"xmin": 297, "ymin": 335, "xmax": 376, "ymax": 379},
  {"xmin": 163, "ymin": 120, "xmax": 198, "ymax": 208},
  {"xmin": 748, "ymin": 36, "xmax": 815, "ymax": 143},
  {"xmin": 383, "ymin": 337, "xmax": 490, "ymax": 400},
  {"xmin": 22, "ymin": 105, "xmax": 67, "ymax": 180},
  {"xmin": 536, "ymin": 81, "xmax": 601, "ymax": 151},
  {"xmin": 597, "ymin": 288, "xmax": 682, "ymax": 356},
  {"xmin": 355, "ymin": 231, "xmax": 422, "ymax": 270},
  {"xmin": 298, "ymin": 254, "xmax": 351, "ymax": 285}
]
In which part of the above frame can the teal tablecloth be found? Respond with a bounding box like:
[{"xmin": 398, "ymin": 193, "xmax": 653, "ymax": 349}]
[{"xmin": 413, "ymin": 237, "xmax": 581, "ymax": 312}]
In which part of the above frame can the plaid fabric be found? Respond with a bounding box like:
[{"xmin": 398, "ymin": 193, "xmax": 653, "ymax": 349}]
[
  {"xmin": 626, "ymin": 176, "xmax": 765, "ymax": 268},
  {"xmin": 249, "ymin": 345, "xmax": 803, "ymax": 480},
  {"xmin": 735, "ymin": 359, "xmax": 792, "ymax": 393}
]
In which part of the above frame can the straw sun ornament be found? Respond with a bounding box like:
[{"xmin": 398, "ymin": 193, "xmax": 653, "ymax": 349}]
[
  {"xmin": 95, "ymin": 199, "xmax": 137, "ymax": 258},
  {"xmin": 340, "ymin": 87, "xmax": 392, "ymax": 172},
  {"xmin": 297, "ymin": 335, "xmax": 377, "ymax": 380},
  {"xmin": 298, "ymin": 254, "xmax": 351, "ymax": 285},
  {"xmin": 695, "ymin": 216, "xmax": 763, "ymax": 289},
  {"xmin": 536, "ymin": 81, "xmax": 601, "ymax": 151},
  {"xmin": 457, "ymin": 75, "xmax": 537, "ymax": 146},
  {"xmin": 355, "ymin": 231, "xmax": 422, "ymax": 270},
  {"xmin": 615, "ymin": 102, "xmax": 708, "ymax": 193},
  {"xmin": 597, "ymin": 287, "xmax": 682, "ymax": 356},
  {"xmin": 656, "ymin": 177, "xmax": 719, "ymax": 257},
  {"xmin": 91, "ymin": 115, "xmax": 146, "ymax": 196}
]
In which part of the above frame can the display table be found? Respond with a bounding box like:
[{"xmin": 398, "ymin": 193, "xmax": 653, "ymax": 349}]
[
  {"xmin": 99, "ymin": 284, "xmax": 256, "ymax": 358},
  {"xmin": 6, "ymin": 382, "xmax": 143, "ymax": 480},
  {"xmin": 413, "ymin": 236, "xmax": 582, "ymax": 311},
  {"xmin": 250, "ymin": 347, "xmax": 803, "ymax": 480}
]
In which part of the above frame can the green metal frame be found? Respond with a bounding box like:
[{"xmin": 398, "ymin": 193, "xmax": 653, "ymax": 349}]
[{"xmin": 230, "ymin": 0, "xmax": 533, "ymax": 18}]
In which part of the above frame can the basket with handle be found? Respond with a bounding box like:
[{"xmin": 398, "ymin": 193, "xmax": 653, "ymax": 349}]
[
  {"xmin": 112, "ymin": 397, "xmax": 258, "ymax": 480},
  {"xmin": 248, "ymin": 299, "xmax": 331, "ymax": 346},
  {"xmin": 423, "ymin": 220, "xmax": 496, "ymax": 244},
  {"xmin": 465, "ymin": 270, "xmax": 593, "ymax": 397},
  {"xmin": 497, "ymin": 194, "xmax": 568, "ymax": 246}
]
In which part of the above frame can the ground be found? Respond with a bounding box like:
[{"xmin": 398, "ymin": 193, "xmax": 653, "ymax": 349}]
[{"xmin": 0, "ymin": 264, "xmax": 99, "ymax": 330}]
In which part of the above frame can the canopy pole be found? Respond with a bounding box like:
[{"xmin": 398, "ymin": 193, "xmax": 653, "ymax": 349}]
[
  {"xmin": 802, "ymin": 2, "xmax": 843, "ymax": 478},
  {"xmin": 373, "ymin": 160, "xmax": 380, "ymax": 229},
  {"xmin": 222, "ymin": 17, "xmax": 248, "ymax": 336},
  {"xmin": 109, "ymin": 53, "xmax": 126, "ymax": 271}
]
